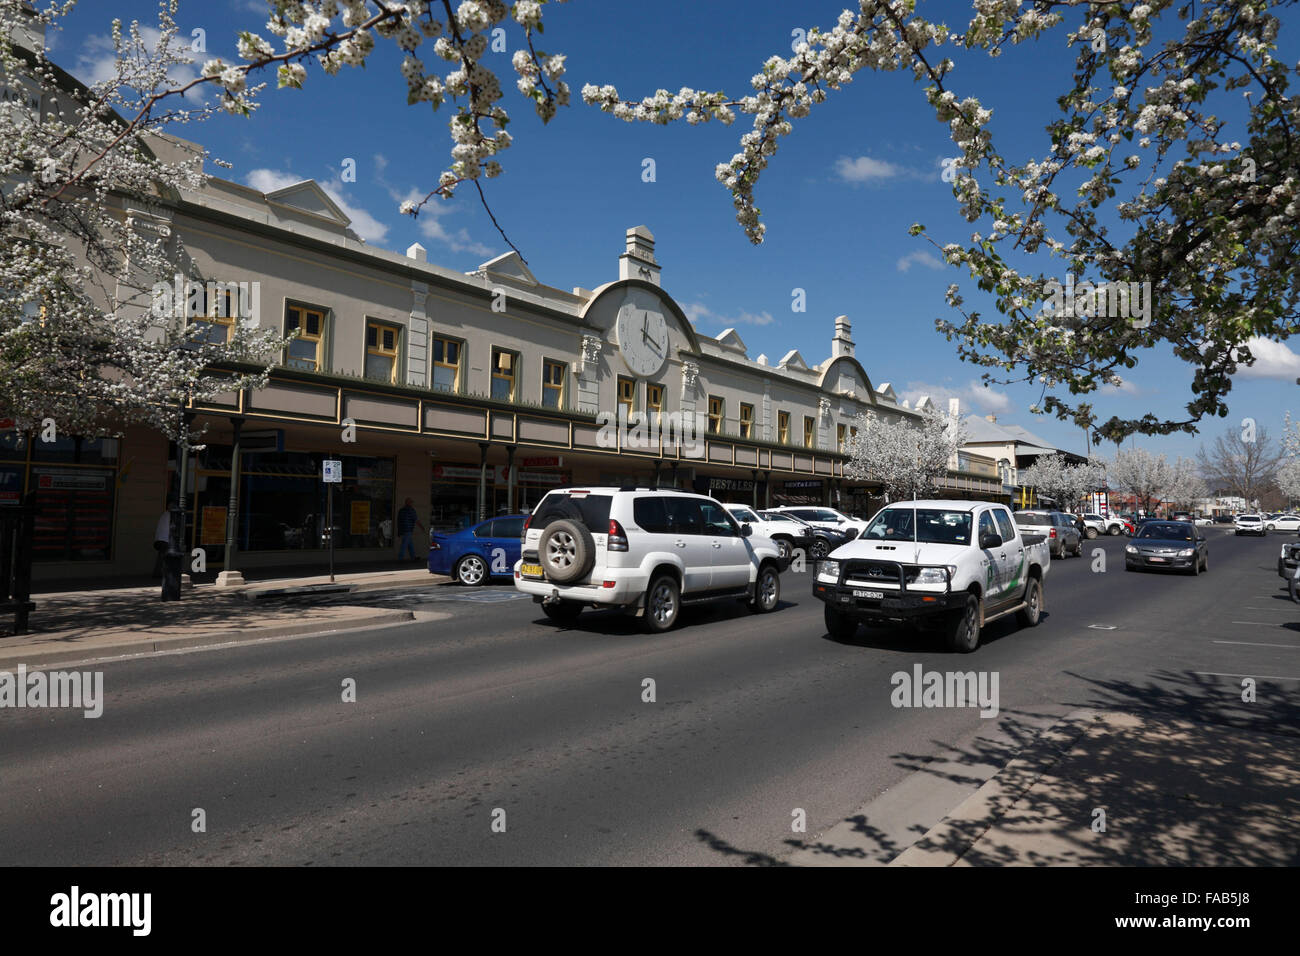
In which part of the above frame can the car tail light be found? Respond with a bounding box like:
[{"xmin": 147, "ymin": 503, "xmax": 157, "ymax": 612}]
[
  {"xmin": 1049, "ymin": 528, "xmax": 1057, "ymax": 538},
  {"xmin": 608, "ymin": 519, "xmax": 629, "ymax": 552},
  {"xmin": 521, "ymin": 514, "xmax": 531, "ymax": 543}
]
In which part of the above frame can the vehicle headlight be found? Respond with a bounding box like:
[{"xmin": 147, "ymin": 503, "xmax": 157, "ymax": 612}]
[
  {"xmin": 818, "ymin": 559, "xmax": 841, "ymax": 580},
  {"xmin": 1125, "ymin": 545, "xmax": 1137, "ymax": 554},
  {"xmin": 1282, "ymin": 545, "xmax": 1289, "ymax": 557},
  {"xmin": 914, "ymin": 566, "xmax": 955, "ymax": 585},
  {"xmin": 1177, "ymin": 548, "xmax": 1194, "ymax": 557}
]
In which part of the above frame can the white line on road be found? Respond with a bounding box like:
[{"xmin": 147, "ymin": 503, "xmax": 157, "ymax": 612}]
[
  {"xmin": 1230, "ymin": 621, "xmax": 1285, "ymax": 626},
  {"xmin": 1213, "ymin": 640, "xmax": 1300, "ymax": 649}
]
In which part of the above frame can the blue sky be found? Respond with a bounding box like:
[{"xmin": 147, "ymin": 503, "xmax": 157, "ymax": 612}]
[{"xmin": 47, "ymin": 0, "xmax": 1300, "ymax": 460}]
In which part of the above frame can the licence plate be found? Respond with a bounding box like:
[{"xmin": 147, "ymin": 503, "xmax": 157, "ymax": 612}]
[
  {"xmin": 854, "ymin": 589, "xmax": 884, "ymax": 599},
  {"xmin": 520, "ymin": 563, "xmax": 544, "ymax": 578},
  {"xmin": 1148, "ymin": 556, "xmax": 1166, "ymax": 563}
]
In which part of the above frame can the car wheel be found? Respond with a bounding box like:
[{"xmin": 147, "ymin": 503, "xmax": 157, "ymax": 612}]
[
  {"xmin": 946, "ymin": 594, "xmax": 981, "ymax": 653},
  {"xmin": 751, "ymin": 564, "xmax": 780, "ymax": 613},
  {"xmin": 809, "ymin": 538, "xmax": 830, "ymax": 560},
  {"xmin": 824, "ymin": 604, "xmax": 857, "ymax": 641},
  {"xmin": 1267, "ymin": 524, "xmax": 1276, "ymax": 531},
  {"xmin": 1073, "ymin": 538, "xmax": 1083, "ymax": 557},
  {"xmin": 542, "ymin": 600, "xmax": 583, "ymax": 625},
  {"xmin": 643, "ymin": 574, "xmax": 680, "ymax": 633},
  {"xmin": 539, "ymin": 518, "xmax": 595, "ymax": 584},
  {"xmin": 454, "ymin": 554, "xmax": 488, "ymax": 586},
  {"xmin": 1201, "ymin": 552, "xmax": 1209, "ymax": 572},
  {"xmin": 1017, "ymin": 577, "xmax": 1042, "ymax": 627},
  {"xmin": 1188, "ymin": 555, "xmax": 1200, "ymax": 576},
  {"xmin": 1108, "ymin": 525, "xmax": 1120, "ymax": 535},
  {"xmin": 1086, "ymin": 527, "xmax": 1098, "ymax": 539}
]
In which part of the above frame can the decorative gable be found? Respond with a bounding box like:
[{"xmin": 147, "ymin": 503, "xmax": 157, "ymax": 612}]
[
  {"xmin": 479, "ymin": 250, "xmax": 538, "ymax": 286},
  {"xmin": 716, "ymin": 328, "xmax": 747, "ymax": 355},
  {"xmin": 778, "ymin": 349, "xmax": 808, "ymax": 371},
  {"xmin": 263, "ymin": 180, "xmax": 351, "ymax": 226}
]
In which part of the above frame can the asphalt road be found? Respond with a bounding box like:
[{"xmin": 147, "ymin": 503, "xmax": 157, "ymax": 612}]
[{"xmin": 2, "ymin": 528, "xmax": 1297, "ymax": 866}]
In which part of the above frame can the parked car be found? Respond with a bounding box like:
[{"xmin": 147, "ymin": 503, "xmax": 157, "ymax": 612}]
[
  {"xmin": 1213, "ymin": 514, "xmax": 1234, "ymax": 524},
  {"xmin": 1080, "ymin": 512, "xmax": 1126, "ymax": 537},
  {"xmin": 758, "ymin": 510, "xmax": 849, "ymax": 560},
  {"xmin": 814, "ymin": 500, "xmax": 1051, "ymax": 653},
  {"xmin": 1277, "ymin": 539, "xmax": 1300, "ymax": 580},
  {"xmin": 428, "ymin": 514, "xmax": 527, "ymax": 585},
  {"xmin": 1172, "ymin": 511, "xmax": 1193, "ymax": 522},
  {"xmin": 722, "ymin": 503, "xmax": 805, "ymax": 563},
  {"xmin": 1013, "ymin": 510, "xmax": 1082, "ymax": 558},
  {"xmin": 1125, "ymin": 520, "xmax": 1209, "ymax": 574},
  {"xmin": 1265, "ymin": 514, "xmax": 1300, "ymax": 532},
  {"xmin": 513, "ymin": 487, "xmax": 783, "ymax": 631},
  {"xmin": 769, "ymin": 506, "xmax": 868, "ymax": 539},
  {"xmin": 1194, "ymin": 516, "xmax": 1215, "ymax": 527},
  {"xmin": 1234, "ymin": 514, "xmax": 1266, "ymax": 536}
]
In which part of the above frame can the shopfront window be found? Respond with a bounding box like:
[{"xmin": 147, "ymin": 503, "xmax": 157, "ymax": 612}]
[
  {"xmin": 0, "ymin": 430, "xmax": 118, "ymax": 561},
  {"xmin": 238, "ymin": 452, "xmax": 395, "ymax": 551}
]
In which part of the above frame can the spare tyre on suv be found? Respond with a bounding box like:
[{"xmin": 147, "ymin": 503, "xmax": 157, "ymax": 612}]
[{"xmin": 515, "ymin": 487, "xmax": 785, "ymax": 632}]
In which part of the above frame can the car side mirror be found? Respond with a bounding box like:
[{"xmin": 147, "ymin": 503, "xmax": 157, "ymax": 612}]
[
  {"xmin": 979, "ymin": 532, "xmax": 1002, "ymax": 549},
  {"xmin": 741, "ymin": 523, "xmax": 753, "ymax": 537}
]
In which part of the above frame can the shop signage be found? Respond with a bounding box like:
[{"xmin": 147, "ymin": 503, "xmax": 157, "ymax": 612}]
[
  {"xmin": 35, "ymin": 469, "xmax": 107, "ymax": 492},
  {"xmin": 521, "ymin": 456, "xmax": 563, "ymax": 467},
  {"xmin": 784, "ymin": 479, "xmax": 823, "ymax": 489},
  {"xmin": 708, "ymin": 478, "xmax": 754, "ymax": 492},
  {"xmin": 432, "ymin": 464, "xmax": 485, "ymax": 481},
  {"xmin": 200, "ymin": 506, "xmax": 227, "ymax": 545}
]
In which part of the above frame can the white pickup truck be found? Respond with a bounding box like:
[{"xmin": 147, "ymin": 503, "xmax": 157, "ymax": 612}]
[{"xmin": 813, "ymin": 499, "xmax": 1051, "ymax": 653}]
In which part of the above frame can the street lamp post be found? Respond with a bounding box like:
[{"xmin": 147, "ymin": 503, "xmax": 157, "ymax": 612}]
[{"xmin": 161, "ymin": 406, "xmax": 194, "ymax": 601}]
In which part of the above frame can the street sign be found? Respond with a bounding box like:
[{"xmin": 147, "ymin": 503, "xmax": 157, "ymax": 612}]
[{"xmin": 322, "ymin": 459, "xmax": 342, "ymax": 483}]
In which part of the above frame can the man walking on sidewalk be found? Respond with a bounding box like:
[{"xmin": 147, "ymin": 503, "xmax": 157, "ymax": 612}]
[{"xmin": 396, "ymin": 498, "xmax": 425, "ymax": 561}]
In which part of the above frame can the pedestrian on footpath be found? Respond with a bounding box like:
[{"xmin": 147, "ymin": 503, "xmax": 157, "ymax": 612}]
[
  {"xmin": 396, "ymin": 498, "xmax": 425, "ymax": 561},
  {"xmin": 152, "ymin": 509, "xmax": 170, "ymax": 578}
]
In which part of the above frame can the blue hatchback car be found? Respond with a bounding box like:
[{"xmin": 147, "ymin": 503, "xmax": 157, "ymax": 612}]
[{"xmin": 428, "ymin": 514, "xmax": 527, "ymax": 585}]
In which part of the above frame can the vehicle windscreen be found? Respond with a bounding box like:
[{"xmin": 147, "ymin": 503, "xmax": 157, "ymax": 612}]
[
  {"xmin": 1136, "ymin": 522, "xmax": 1194, "ymax": 541},
  {"xmin": 862, "ymin": 508, "xmax": 972, "ymax": 545},
  {"xmin": 531, "ymin": 492, "xmax": 613, "ymax": 531},
  {"xmin": 1014, "ymin": 512, "xmax": 1051, "ymax": 526}
]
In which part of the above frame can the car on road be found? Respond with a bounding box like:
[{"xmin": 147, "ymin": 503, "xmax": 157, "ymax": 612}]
[
  {"xmin": 1234, "ymin": 514, "xmax": 1266, "ymax": 536},
  {"xmin": 814, "ymin": 499, "xmax": 1051, "ymax": 653},
  {"xmin": 1013, "ymin": 510, "xmax": 1082, "ymax": 558},
  {"xmin": 722, "ymin": 503, "xmax": 806, "ymax": 562},
  {"xmin": 769, "ymin": 505, "xmax": 868, "ymax": 539},
  {"xmin": 428, "ymin": 515, "xmax": 527, "ymax": 585},
  {"xmin": 760, "ymin": 510, "xmax": 852, "ymax": 560},
  {"xmin": 1277, "ymin": 539, "xmax": 1300, "ymax": 580},
  {"xmin": 1194, "ymin": 516, "xmax": 1215, "ymax": 527},
  {"xmin": 513, "ymin": 487, "xmax": 784, "ymax": 632},
  {"xmin": 1081, "ymin": 512, "xmax": 1127, "ymax": 538},
  {"xmin": 1265, "ymin": 514, "xmax": 1300, "ymax": 532},
  {"xmin": 1124, "ymin": 520, "xmax": 1209, "ymax": 574}
]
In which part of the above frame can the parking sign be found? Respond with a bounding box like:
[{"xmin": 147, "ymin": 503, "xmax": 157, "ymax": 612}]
[{"xmin": 322, "ymin": 459, "xmax": 342, "ymax": 483}]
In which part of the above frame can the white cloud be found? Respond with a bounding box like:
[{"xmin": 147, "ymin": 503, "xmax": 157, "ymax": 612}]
[
  {"xmin": 681, "ymin": 302, "xmax": 774, "ymax": 328},
  {"xmin": 1235, "ymin": 337, "xmax": 1300, "ymax": 380},
  {"xmin": 245, "ymin": 168, "xmax": 391, "ymax": 245},
  {"xmin": 901, "ymin": 380, "xmax": 1013, "ymax": 416},
  {"xmin": 896, "ymin": 250, "xmax": 944, "ymax": 272},
  {"xmin": 833, "ymin": 155, "xmax": 906, "ymax": 184},
  {"xmin": 1100, "ymin": 376, "xmax": 1143, "ymax": 396}
]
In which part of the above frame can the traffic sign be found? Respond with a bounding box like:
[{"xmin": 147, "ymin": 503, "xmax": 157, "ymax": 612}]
[{"xmin": 322, "ymin": 459, "xmax": 342, "ymax": 483}]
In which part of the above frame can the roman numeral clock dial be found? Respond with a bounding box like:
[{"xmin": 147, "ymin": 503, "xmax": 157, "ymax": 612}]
[{"xmin": 615, "ymin": 304, "xmax": 668, "ymax": 378}]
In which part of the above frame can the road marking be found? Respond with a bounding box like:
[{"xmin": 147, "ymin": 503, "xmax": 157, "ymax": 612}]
[
  {"xmin": 1213, "ymin": 640, "xmax": 1300, "ymax": 649},
  {"xmin": 1195, "ymin": 671, "xmax": 1300, "ymax": 682},
  {"xmin": 1087, "ymin": 624, "xmax": 1117, "ymax": 630},
  {"xmin": 1230, "ymin": 621, "xmax": 1285, "ymax": 626}
]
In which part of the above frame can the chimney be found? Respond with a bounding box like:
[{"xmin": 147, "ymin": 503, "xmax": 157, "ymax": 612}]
[
  {"xmin": 406, "ymin": 242, "xmax": 427, "ymax": 262},
  {"xmin": 619, "ymin": 225, "xmax": 660, "ymax": 286},
  {"xmin": 832, "ymin": 315, "xmax": 854, "ymax": 358}
]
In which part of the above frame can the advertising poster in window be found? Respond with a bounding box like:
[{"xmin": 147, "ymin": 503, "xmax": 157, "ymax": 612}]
[
  {"xmin": 350, "ymin": 499, "xmax": 370, "ymax": 536},
  {"xmin": 200, "ymin": 506, "xmax": 227, "ymax": 546}
]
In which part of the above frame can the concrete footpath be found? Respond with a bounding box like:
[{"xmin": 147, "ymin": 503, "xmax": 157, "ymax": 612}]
[
  {"xmin": 790, "ymin": 708, "xmax": 1300, "ymax": 866},
  {"xmin": 0, "ymin": 568, "xmax": 445, "ymax": 668}
]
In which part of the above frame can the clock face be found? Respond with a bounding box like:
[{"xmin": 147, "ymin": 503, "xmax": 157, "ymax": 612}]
[{"xmin": 615, "ymin": 304, "xmax": 668, "ymax": 377}]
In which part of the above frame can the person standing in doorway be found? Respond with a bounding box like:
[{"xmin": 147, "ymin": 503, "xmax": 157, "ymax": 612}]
[
  {"xmin": 152, "ymin": 508, "xmax": 171, "ymax": 577},
  {"xmin": 396, "ymin": 498, "xmax": 425, "ymax": 561}
]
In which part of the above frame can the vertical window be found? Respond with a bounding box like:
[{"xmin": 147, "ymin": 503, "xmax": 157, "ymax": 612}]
[
  {"xmin": 708, "ymin": 396, "xmax": 724, "ymax": 434},
  {"xmin": 194, "ymin": 287, "xmax": 235, "ymax": 344},
  {"xmin": 739, "ymin": 403, "xmax": 754, "ymax": 439},
  {"xmin": 646, "ymin": 383, "xmax": 664, "ymax": 417},
  {"xmin": 837, "ymin": 423, "xmax": 847, "ymax": 452},
  {"xmin": 803, "ymin": 415, "xmax": 815, "ymax": 448},
  {"xmin": 617, "ymin": 377, "xmax": 635, "ymax": 418},
  {"xmin": 285, "ymin": 306, "xmax": 324, "ymax": 371},
  {"xmin": 365, "ymin": 320, "xmax": 400, "ymax": 383},
  {"xmin": 778, "ymin": 411, "xmax": 790, "ymax": 444},
  {"xmin": 542, "ymin": 359, "xmax": 566, "ymax": 408},
  {"xmin": 432, "ymin": 337, "xmax": 461, "ymax": 392},
  {"xmin": 491, "ymin": 348, "xmax": 517, "ymax": 401}
]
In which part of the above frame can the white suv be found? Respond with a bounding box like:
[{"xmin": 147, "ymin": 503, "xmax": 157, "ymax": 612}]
[
  {"xmin": 1234, "ymin": 514, "xmax": 1266, "ymax": 536},
  {"xmin": 770, "ymin": 506, "xmax": 868, "ymax": 539},
  {"xmin": 513, "ymin": 487, "xmax": 784, "ymax": 632}
]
